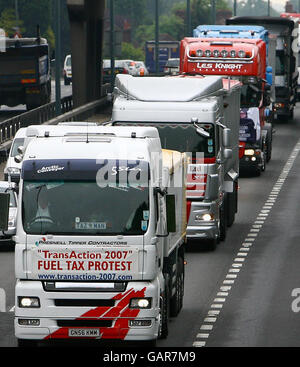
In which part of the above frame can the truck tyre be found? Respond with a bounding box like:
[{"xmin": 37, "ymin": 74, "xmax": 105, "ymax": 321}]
[
  {"xmin": 204, "ymin": 238, "xmax": 217, "ymax": 251},
  {"xmin": 219, "ymin": 196, "xmax": 227, "ymax": 242},
  {"xmin": 254, "ymin": 165, "xmax": 261, "ymax": 177},
  {"xmin": 227, "ymin": 182, "xmax": 238, "ymax": 228},
  {"xmin": 264, "ymin": 123, "xmax": 272, "ymax": 162},
  {"xmin": 261, "ymin": 150, "xmax": 266, "ymax": 172},
  {"xmin": 17, "ymin": 339, "xmax": 38, "ymax": 347},
  {"xmin": 158, "ymin": 279, "xmax": 169, "ymax": 339},
  {"xmin": 170, "ymin": 256, "xmax": 184, "ymax": 317}
]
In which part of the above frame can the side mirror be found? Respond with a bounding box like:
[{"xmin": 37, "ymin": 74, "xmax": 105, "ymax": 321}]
[
  {"xmin": 224, "ymin": 148, "xmax": 233, "ymax": 160},
  {"xmin": 166, "ymin": 194, "xmax": 176, "ymax": 233},
  {"xmin": 0, "ymin": 193, "xmax": 10, "ymax": 232},
  {"xmin": 14, "ymin": 155, "xmax": 23, "ymax": 164},
  {"xmin": 222, "ymin": 128, "xmax": 231, "ymax": 148},
  {"xmin": 205, "ymin": 174, "xmax": 219, "ymax": 201},
  {"xmin": 17, "ymin": 146, "xmax": 25, "ymax": 155},
  {"xmin": 266, "ymin": 66, "xmax": 273, "ymax": 86}
]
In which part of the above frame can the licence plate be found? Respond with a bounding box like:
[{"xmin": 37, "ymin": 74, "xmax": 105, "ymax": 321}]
[{"xmin": 68, "ymin": 328, "xmax": 100, "ymax": 337}]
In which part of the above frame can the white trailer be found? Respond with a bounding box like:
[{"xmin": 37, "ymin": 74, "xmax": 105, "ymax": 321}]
[
  {"xmin": 111, "ymin": 74, "xmax": 241, "ymax": 250},
  {"xmin": 0, "ymin": 124, "xmax": 186, "ymax": 346}
]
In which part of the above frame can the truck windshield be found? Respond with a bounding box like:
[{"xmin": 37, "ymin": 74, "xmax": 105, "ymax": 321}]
[
  {"xmin": 10, "ymin": 138, "xmax": 25, "ymax": 157},
  {"xmin": 116, "ymin": 123, "xmax": 215, "ymax": 159},
  {"xmin": 157, "ymin": 123, "xmax": 215, "ymax": 159},
  {"xmin": 276, "ymin": 52, "xmax": 285, "ymax": 76},
  {"xmin": 22, "ymin": 181, "xmax": 149, "ymax": 236},
  {"xmin": 240, "ymin": 84, "xmax": 262, "ymax": 108},
  {"xmin": 0, "ymin": 188, "xmax": 16, "ymax": 207}
]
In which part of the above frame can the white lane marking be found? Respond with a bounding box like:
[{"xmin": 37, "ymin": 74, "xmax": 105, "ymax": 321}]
[
  {"xmin": 200, "ymin": 324, "xmax": 213, "ymax": 331},
  {"xmin": 204, "ymin": 317, "xmax": 217, "ymax": 323},
  {"xmin": 193, "ymin": 139, "xmax": 300, "ymax": 347}
]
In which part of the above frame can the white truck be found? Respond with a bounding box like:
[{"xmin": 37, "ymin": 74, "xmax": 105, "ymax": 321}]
[
  {"xmin": 0, "ymin": 124, "xmax": 186, "ymax": 346},
  {"xmin": 111, "ymin": 74, "xmax": 241, "ymax": 250}
]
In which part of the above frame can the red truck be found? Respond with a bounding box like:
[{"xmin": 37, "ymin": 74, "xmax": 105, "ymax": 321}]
[{"xmin": 180, "ymin": 37, "xmax": 273, "ymax": 176}]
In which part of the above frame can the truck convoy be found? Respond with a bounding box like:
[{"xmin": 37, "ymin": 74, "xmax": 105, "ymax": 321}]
[
  {"xmin": 184, "ymin": 30, "xmax": 273, "ymax": 174},
  {"xmin": 0, "ymin": 37, "xmax": 51, "ymax": 111},
  {"xmin": 111, "ymin": 74, "xmax": 241, "ymax": 249},
  {"xmin": 227, "ymin": 16, "xmax": 299, "ymax": 121},
  {"xmin": 0, "ymin": 124, "xmax": 186, "ymax": 346}
]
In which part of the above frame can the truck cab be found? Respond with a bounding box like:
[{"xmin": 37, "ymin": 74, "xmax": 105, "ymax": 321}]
[
  {"xmin": 111, "ymin": 74, "xmax": 240, "ymax": 249},
  {"xmin": 180, "ymin": 37, "xmax": 270, "ymax": 175},
  {"xmin": 227, "ymin": 16, "xmax": 299, "ymax": 121},
  {"xmin": 0, "ymin": 37, "xmax": 51, "ymax": 110},
  {"xmin": 0, "ymin": 124, "xmax": 186, "ymax": 346}
]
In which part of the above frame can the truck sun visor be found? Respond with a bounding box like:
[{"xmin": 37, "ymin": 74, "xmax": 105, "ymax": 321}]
[{"xmin": 22, "ymin": 159, "xmax": 150, "ymax": 186}]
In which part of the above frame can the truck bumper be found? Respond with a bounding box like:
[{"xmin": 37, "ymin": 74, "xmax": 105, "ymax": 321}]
[
  {"xmin": 273, "ymin": 103, "xmax": 292, "ymax": 119},
  {"xmin": 186, "ymin": 201, "xmax": 219, "ymax": 241},
  {"xmin": 239, "ymin": 155, "xmax": 262, "ymax": 171},
  {"xmin": 15, "ymin": 279, "xmax": 160, "ymax": 342}
]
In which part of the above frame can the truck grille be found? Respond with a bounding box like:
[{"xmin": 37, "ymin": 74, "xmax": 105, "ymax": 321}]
[
  {"xmin": 54, "ymin": 299, "xmax": 115, "ymax": 307},
  {"xmin": 43, "ymin": 282, "xmax": 127, "ymax": 292},
  {"xmin": 186, "ymin": 173, "xmax": 207, "ymax": 198},
  {"xmin": 57, "ymin": 319, "xmax": 113, "ymax": 328}
]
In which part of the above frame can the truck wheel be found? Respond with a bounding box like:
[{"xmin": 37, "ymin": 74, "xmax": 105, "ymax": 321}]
[
  {"xmin": 227, "ymin": 182, "xmax": 238, "ymax": 228},
  {"xmin": 219, "ymin": 196, "xmax": 227, "ymax": 242},
  {"xmin": 17, "ymin": 339, "xmax": 38, "ymax": 347},
  {"xmin": 261, "ymin": 151, "xmax": 266, "ymax": 172},
  {"xmin": 170, "ymin": 256, "xmax": 184, "ymax": 317},
  {"xmin": 264, "ymin": 123, "xmax": 272, "ymax": 162},
  {"xmin": 158, "ymin": 281, "xmax": 169, "ymax": 339},
  {"xmin": 254, "ymin": 165, "xmax": 261, "ymax": 177},
  {"xmin": 207, "ymin": 238, "xmax": 217, "ymax": 251}
]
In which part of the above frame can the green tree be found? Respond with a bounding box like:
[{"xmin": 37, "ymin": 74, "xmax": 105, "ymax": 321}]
[
  {"xmin": 0, "ymin": 8, "xmax": 24, "ymax": 37},
  {"xmin": 114, "ymin": 0, "xmax": 149, "ymax": 29},
  {"xmin": 45, "ymin": 25, "xmax": 55, "ymax": 52},
  {"xmin": 121, "ymin": 42, "xmax": 145, "ymax": 60}
]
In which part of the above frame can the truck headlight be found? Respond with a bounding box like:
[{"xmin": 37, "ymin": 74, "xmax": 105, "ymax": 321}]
[
  {"xmin": 5, "ymin": 167, "xmax": 20, "ymax": 175},
  {"xmin": 130, "ymin": 298, "xmax": 152, "ymax": 309},
  {"xmin": 195, "ymin": 213, "xmax": 214, "ymax": 221},
  {"xmin": 244, "ymin": 149, "xmax": 255, "ymax": 156},
  {"xmin": 8, "ymin": 216, "xmax": 16, "ymax": 227},
  {"xmin": 18, "ymin": 297, "xmax": 40, "ymax": 308}
]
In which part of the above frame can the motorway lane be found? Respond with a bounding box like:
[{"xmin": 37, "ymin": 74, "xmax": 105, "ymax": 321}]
[
  {"xmin": 158, "ymin": 108, "xmax": 300, "ymax": 347},
  {"xmin": 205, "ymin": 136, "xmax": 300, "ymax": 347},
  {"xmin": 0, "ymin": 107, "xmax": 300, "ymax": 347}
]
